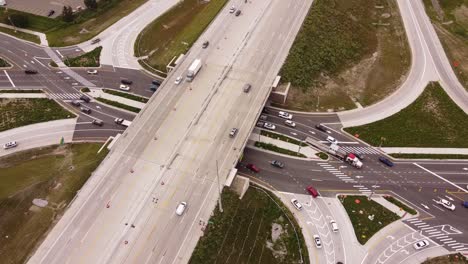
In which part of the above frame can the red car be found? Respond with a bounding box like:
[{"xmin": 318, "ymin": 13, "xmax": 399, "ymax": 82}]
[
  {"xmin": 307, "ymin": 186, "xmax": 319, "ymax": 198},
  {"xmin": 246, "ymin": 163, "xmax": 260, "ymax": 173}
]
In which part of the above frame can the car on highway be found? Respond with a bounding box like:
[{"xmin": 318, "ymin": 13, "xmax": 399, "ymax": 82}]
[
  {"xmin": 71, "ymin": 100, "xmax": 81, "ymax": 107},
  {"xmin": 326, "ymin": 136, "xmax": 338, "ymax": 144},
  {"xmin": 271, "ymin": 160, "xmax": 284, "ymax": 168},
  {"xmin": 378, "ymin": 157, "xmax": 394, "ymax": 167},
  {"xmin": 119, "ymin": 84, "xmax": 130, "ymax": 91},
  {"xmin": 263, "ymin": 122, "xmax": 276, "ymax": 130},
  {"xmin": 256, "ymin": 121, "xmax": 264, "ymax": 127},
  {"xmin": 87, "ymin": 69, "xmax": 98, "ymax": 75},
  {"xmin": 291, "ymin": 199, "xmax": 303, "ymax": 210},
  {"xmin": 229, "ymin": 128, "xmax": 238, "ymax": 138},
  {"xmin": 174, "ymin": 76, "xmax": 182, "ymax": 85},
  {"xmin": 313, "ymin": 235, "xmax": 322, "ymax": 248},
  {"xmin": 91, "ymin": 38, "xmax": 101, "ymax": 44},
  {"xmin": 24, "ymin": 69, "xmax": 38, "ymax": 74},
  {"xmin": 202, "ymin": 41, "xmax": 209, "ymax": 48},
  {"xmin": 176, "ymin": 202, "xmax": 187, "ymax": 216},
  {"xmin": 80, "ymin": 95, "xmax": 91, "ymax": 103},
  {"xmin": 462, "ymin": 201, "xmax": 468, "ymax": 208},
  {"xmin": 413, "ymin": 240, "xmax": 429, "ymax": 250},
  {"xmin": 235, "ymin": 10, "xmax": 241, "ymax": 16},
  {"xmin": 315, "ymin": 124, "xmax": 327, "ymax": 132},
  {"xmin": 229, "ymin": 6, "xmax": 236, "ymax": 13},
  {"xmin": 437, "ymin": 198, "xmax": 455, "ymax": 211},
  {"xmin": 121, "ymin": 79, "xmax": 133, "ymax": 85},
  {"xmin": 259, "ymin": 115, "xmax": 267, "ymax": 121},
  {"xmin": 92, "ymin": 119, "xmax": 103, "ymax": 126},
  {"xmin": 278, "ymin": 111, "xmax": 293, "ymax": 119},
  {"xmin": 246, "ymin": 163, "xmax": 260, "ymax": 173},
  {"xmin": 330, "ymin": 220, "xmax": 339, "ymax": 232},
  {"xmin": 307, "ymin": 186, "xmax": 319, "ymax": 198},
  {"xmin": 3, "ymin": 141, "xmax": 17, "ymax": 149},
  {"xmin": 284, "ymin": 120, "xmax": 296, "ymax": 127},
  {"xmin": 80, "ymin": 107, "xmax": 91, "ymax": 114}
]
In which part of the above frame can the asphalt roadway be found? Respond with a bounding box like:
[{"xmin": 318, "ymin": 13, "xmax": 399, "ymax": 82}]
[{"xmin": 28, "ymin": 0, "xmax": 315, "ymax": 263}]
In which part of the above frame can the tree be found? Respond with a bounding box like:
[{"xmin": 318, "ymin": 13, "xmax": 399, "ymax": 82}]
[
  {"xmin": 8, "ymin": 14, "xmax": 29, "ymax": 28},
  {"xmin": 84, "ymin": 0, "xmax": 98, "ymax": 10},
  {"xmin": 62, "ymin": 6, "xmax": 74, "ymax": 22}
]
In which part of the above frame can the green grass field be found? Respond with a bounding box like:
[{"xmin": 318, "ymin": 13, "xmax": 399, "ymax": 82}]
[
  {"xmin": 0, "ymin": 0, "xmax": 147, "ymax": 46},
  {"xmin": 0, "ymin": 98, "xmax": 74, "ymax": 132},
  {"xmin": 95, "ymin": 97, "xmax": 141, "ymax": 113},
  {"xmin": 0, "ymin": 143, "xmax": 109, "ymax": 264},
  {"xmin": 340, "ymin": 195, "xmax": 400, "ymax": 244},
  {"xmin": 390, "ymin": 153, "xmax": 468, "ymax": 159},
  {"xmin": 64, "ymin": 46, "xmax": 102, "ymax": 67},
  {"xmin": 345, "ymin": 82, "xmax": 468, "ymax": 148},
  {"xmin": 136, "ymin": 0, "xmax": 227, "ymax": 73},
  {"xmin": 0, "ymin": 57, "xmax": 11, "ymax": 67},
  {"xmin": 279, "ymin": 0, "xmax": 409, "ymax": 111},
  {"xmin": 422, "ymin": 253, "xmax": 468, "ymax": 264},
  {"xmin": 0, "ymin": 89, "xmax": 43, "ymax": 93},
  {"xmin": 190, "ymin": 187, "xmax": 309, "ymax": 264},
  {"xmin": 254, "ymin": 142, "xmax": 306, "ymax": 158},
  {"xmin": 260, "ymin": 130, "xmax": 307, "ymax": 146},
  {"xmin": 103, "ymin": 89, "xmax": 149, "ymax": 103},
  {"xmin": 0, "ymin": 26, "xmax": 40, "ymax": 44}
]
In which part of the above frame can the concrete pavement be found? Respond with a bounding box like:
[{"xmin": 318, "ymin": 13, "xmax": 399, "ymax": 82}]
[
  {"xmin": 382, "ymin": 147, "xmax": 468, "ymax": 155},
  {"xmin": 0, "ymin": 118, "xmax": 76, "ymax": 157}
]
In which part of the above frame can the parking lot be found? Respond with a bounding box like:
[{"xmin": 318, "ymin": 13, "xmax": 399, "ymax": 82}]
[{"xmin": 3, "ymin": 0, "xmax": 84, "ymax": 17}]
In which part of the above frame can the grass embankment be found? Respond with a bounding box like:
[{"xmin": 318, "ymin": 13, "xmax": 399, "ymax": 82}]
[
  {"xmin": 254, "ymin": 142, "xmax": 306, "ymax": 158},
  {"xmin": 423, "ymin": 0, "xmax": 468, "ymax": 90},
  {"xmin": 0, "ymin": 98, "xmax": 74, "ymax": 132},
  {"xmin": 0, "ymin": 143, "xmax": 109, "ymax": 264},
  {"xmin": 383, "ymin": 196, "xmax": 417, "ymax": 215},
  {"xmin": 316, "ymin": 152, "xmax": 329, "ymax": 160},
  {"xmin": 0, "ymin": 57, "xmax": 11, "ymax": 67},
  {"xmin": 95, "ymin": 97, "xmax": 141, "ymax": 113},
  {"xmin": 390, "ymin": 153, "xmax": 468, "ymax": 159},
  {"xmin": 0, "ymin": 0, "xmax": 147, "ymax": 46},
  {"xmin": 340, "ymin": 195, "xmax": 400, "ymax": 244},
  {"xmin": 64, "ymin": 46, "xmax": 102, "ymax": 67},
  {"xmin": 278, "ymin": 0, "xmax": 410, "ymax": 111},
  {"xmin": 0, "ymin": 26, "xmax": 40, "ymax": 44},
  {"xmin": 345, "ymin": 82, "xmax": 468, "ymax": 148},
  {"xmin": 260, "ymin": 130, "xmax": 307, "ymax": 146},
  {"xmin": 136, "ymin": 0, "xmax": 227, "ymax": 73},
  {"xmin": 103, "ymin": 89, "xmax": 149, "ymax": 103},
  {"xmin": 422, "ymin": 253, "xmax": 468, "ymax": 264},
  {"xmin": 190, "ymin": 187, "xmax": 309, "ymax": 264},
  {"xmin": 0, "ymin": 89, "xmax": 43, "ymax": 93}
]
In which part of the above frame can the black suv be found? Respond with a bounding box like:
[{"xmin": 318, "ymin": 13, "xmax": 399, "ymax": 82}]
[
  {"xmin": 121, "ymin": 79, "xmax": 133, "ymax": 85},
  {"xmin": 271, "ymin": 160, "xmax": 284, "ymax": 168},
  {"xmin": 25, "ymin": 69, "xmax": 38, "ymax": 74},
  {"xmin": 80, "ymin": 95, "xmax": 91, "ymax": 103},
  {"xmin": 202, "ymin": 41, "xmax": 209, "ymax": 48},
  {"xmin": 315, "ymin": 124, "xmax": 327, "ymax": 132}
]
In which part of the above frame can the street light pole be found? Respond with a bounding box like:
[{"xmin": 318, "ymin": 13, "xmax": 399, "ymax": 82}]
[{"xmin": 216, "ymin": 160, "xmax": 223, "ymax": 213}]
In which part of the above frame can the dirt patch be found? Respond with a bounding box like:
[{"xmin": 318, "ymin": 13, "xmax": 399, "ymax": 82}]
[{"xmin": 453, "ymin": 4, "xmax": 468, "ymax": 27}]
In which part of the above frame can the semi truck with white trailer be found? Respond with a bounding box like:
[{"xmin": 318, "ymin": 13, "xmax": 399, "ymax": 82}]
[
  {"xmin": 345, "ymin": 153, "xmax": 363, "ymax": 169},
  {"xmin": 186, "ymin": 59, "xmax": 202, "ymax": 82}
]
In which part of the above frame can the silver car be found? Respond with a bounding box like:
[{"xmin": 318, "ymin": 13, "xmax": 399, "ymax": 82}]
[{"xmin": 263, "ymin": 122, "xmax": 276, "ymax": 130}]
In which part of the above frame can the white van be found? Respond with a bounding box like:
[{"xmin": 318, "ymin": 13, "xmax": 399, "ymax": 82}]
[
  {"xmin": 176, "ymin": 202, "xmax": 187, "ymax": 216},
  {"xmin": 330, "ymin": 220, "xmax": 339, "ymax": 232},
  {"xmin": 326, "ymin": 136, "xmax": 338, "ymax": 145}
]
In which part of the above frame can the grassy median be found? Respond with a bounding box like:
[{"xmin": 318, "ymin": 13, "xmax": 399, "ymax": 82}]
[
  {"xmin": 254, "ymin": 142, "xmax": 306, "ymax": 158},
  {"xmin": 260, "ymin": 130, "xmax": 307, "ymax": 147},
  {"xmin": 340, "ymin": 195, "xmax": 400, "ymax": 244},
  {"xmin": 95, "ymin": 97, "xmax": 141, "ymax": 113},
  {"xmin": 1, "ymin": 0, "xmax": 148, "ymax": 46},
  {"xmin": 64, "ymin": 46, "xmax": 102, "ymax": 67},
  {"xmin": 103, "ymin": 89, "xmax": 149, "ymax": 103},
  {"xmin": 0, "ymin": 143, "xmax": 109, "ymax": 264},
  {"xmin": 345, "ymin": 82, "xmax": 468, "ymax": 148},
  {"xmin": 0, "ymin": 98, "xmax": 74, "ymax": 132},
  {"xmin": 0, "ymin": 26, "xmax": 40, "ymax": 44},
  {"xmin": 136, "ymin": 0, "xmax": 227, "ymax": 73},
  {"xmin": 0, "ymin": 57, "xmax": 11, "ymax": 67},
  {"xmin": 422, "ymin": 253, "xmax": 468, "ymax": 264},
  {"xmin": 190, "ymin": 187, "xmax": 309, "ymax": 264},
  {"xmin": 383, "ymin": 196, "xmax": 417, "ymax": 215},
  {"xmin": 279, "ymin": 0, "xmax": 410, "ymax": 111}
]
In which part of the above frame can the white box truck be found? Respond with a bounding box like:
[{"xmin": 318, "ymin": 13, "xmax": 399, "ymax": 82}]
[{"xmin": 186, "ymin": 59, "xmax": 202, "ymax": 82}]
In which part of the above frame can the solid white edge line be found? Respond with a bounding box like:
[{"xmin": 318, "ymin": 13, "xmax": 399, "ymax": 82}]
[{"xmin": 3, "ymin": 70, "xmax": 15, "ymax": 87}]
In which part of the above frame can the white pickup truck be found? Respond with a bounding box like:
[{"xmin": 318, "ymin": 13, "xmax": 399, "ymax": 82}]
[{"xmin": 114, "ymin": 118, "xmax": 132, "ymax": 127}]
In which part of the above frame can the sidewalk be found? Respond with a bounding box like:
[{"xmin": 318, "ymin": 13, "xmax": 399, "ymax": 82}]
[
  {"xmin": 87, "ymin": 88, "xmax": 146, "ymax": 109},
  {"xmin": 382, "ymin": 147, "xmax": 468, "ymax": 155},
  {"xmin": 0, "ymin": 93, "xmax": 47, "ymax": 98},
  {"xmin": 249, "ymin": 132, "xmax": 319, "ymax": 158},
  {"xmin": 371, "ymin": 196, "xmax": 408, "ymax": 218},
  {"xmin": 0, "ymin": 23, "xmax": 48, "ymax": 46}
]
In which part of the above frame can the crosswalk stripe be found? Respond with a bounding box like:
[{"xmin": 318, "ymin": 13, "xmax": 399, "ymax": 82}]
[{"xmin": 452, "ymin": 245, "xmax": 464, "ymax": 249}]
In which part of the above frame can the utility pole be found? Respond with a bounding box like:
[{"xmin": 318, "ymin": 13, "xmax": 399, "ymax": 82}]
[{"xmin": 216, "ymin": 160, "xmax": 223, "ymax": 213}]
